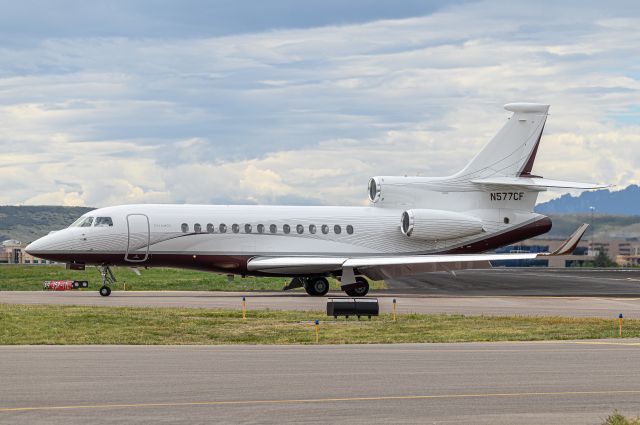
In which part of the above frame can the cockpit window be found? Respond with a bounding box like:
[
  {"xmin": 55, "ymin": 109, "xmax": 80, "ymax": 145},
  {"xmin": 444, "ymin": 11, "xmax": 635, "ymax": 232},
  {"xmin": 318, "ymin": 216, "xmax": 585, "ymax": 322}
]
[
  {"xmin": 94, "ymin": 217, "xmax": 113, "ymax": 227},
  {"xmin": 69, "ymin": 217, "xmax": 85, "ymax": 227},
  {"xmin": 79, "ymin": 217, "xmax": 94, "ymax": 227}
]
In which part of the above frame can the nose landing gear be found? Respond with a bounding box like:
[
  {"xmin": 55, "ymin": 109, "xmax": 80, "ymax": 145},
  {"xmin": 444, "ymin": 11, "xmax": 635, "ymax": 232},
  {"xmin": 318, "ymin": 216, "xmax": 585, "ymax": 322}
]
[{"xmin": 97, "ymin": 265, "xmax": 116, "ymax": 297}]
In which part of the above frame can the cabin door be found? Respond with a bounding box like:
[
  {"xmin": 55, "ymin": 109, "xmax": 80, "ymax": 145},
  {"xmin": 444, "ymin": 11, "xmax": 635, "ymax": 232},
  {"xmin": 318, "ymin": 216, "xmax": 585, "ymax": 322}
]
[{"xmin": 125, "ymin": 214, "xmax": 150, "ymax": 262}]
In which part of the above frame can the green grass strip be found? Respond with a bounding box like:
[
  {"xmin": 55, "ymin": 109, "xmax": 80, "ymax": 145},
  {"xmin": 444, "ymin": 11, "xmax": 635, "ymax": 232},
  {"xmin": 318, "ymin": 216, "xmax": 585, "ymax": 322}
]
[{"xmin": 1, "ymin": 304, "xmax": 638, "ymax": 345}]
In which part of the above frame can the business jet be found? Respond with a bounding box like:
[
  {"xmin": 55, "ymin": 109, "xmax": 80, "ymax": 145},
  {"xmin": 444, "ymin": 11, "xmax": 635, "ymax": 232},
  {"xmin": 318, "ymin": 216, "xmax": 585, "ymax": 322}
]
[{"xmin": 26, "ymin": 103, "xmax": 604, "ymax": 297}]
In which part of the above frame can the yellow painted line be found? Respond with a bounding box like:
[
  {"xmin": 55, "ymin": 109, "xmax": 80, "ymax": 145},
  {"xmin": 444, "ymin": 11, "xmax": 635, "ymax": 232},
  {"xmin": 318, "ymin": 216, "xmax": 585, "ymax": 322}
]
[
  {"xmin": 3, "ymin": 390, "xmax": 640, "ymax": 413},
  {"xmin": 505, "ymin": 340, "xmax": 640, "ymax": 346},
  {"xmin": 570, "ymin": 341, "xmax": 640, "ymax": 346}
]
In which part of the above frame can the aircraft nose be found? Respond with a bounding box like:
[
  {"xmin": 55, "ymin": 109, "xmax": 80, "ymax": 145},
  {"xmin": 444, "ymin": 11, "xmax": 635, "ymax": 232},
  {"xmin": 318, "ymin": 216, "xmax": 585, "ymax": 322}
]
[{"xmin": 24, "ymin": 239, "xmax": 42, "ymax": 256}]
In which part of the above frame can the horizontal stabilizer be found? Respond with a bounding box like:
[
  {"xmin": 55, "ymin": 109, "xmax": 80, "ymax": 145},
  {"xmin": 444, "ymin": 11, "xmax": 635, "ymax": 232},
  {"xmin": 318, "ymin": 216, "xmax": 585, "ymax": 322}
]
[{"xmin": 471, "ymin": 176, "xmax": 610, "ymax": 189}]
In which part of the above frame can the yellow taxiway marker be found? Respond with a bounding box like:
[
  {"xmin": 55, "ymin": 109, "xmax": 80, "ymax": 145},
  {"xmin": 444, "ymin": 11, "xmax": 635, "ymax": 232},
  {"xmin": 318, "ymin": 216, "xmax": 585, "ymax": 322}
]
[{"xmin": 3, "ymin": 389, "xmax": 640, "ymax": 412}]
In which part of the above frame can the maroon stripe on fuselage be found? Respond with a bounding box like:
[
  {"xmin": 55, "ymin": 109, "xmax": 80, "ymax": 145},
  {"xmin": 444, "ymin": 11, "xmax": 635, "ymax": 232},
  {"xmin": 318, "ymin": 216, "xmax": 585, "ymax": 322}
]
[
  {"xmin": 34, "ymin": 253, "xmax": 254, "ymax": 275},
  {"xmin": 444, "ymin": 216, "xmax": 552, "ymax": 254}
]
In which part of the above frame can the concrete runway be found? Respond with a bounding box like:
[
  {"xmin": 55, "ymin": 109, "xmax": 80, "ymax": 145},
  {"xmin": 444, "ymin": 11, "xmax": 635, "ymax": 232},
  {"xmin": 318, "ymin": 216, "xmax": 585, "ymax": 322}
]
[
  {"xmin": 3, "ymin": 268, "xmax": 640, "ymax": 318},
  {"xmin": 3, "ymin": 290, "xmax": 640, "ymax": 318},
  {"xmin": 1, "ymin": 341, "xmax": 640, "ymax": 424}
]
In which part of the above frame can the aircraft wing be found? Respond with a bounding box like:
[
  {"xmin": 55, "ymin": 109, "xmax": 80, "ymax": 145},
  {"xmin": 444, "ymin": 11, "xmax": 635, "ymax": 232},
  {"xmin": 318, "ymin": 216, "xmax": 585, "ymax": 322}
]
[
  {"xmin": 247, "ymin": 253, "xmax": 535, "ymax": 280},
  {"xmin": 247, "ymin": 224, "xmax": 590, "ymax": 281},
  {"xmin": 247, "ymin": 252, "xmax": 537, "ymax": 273}
]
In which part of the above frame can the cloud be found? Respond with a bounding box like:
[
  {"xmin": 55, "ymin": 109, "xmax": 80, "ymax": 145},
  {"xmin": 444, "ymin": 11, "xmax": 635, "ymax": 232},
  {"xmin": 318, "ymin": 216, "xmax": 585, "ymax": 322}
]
[{"xmin": 0, "ymin": 0, "xmax": 639, "ymax": 207}]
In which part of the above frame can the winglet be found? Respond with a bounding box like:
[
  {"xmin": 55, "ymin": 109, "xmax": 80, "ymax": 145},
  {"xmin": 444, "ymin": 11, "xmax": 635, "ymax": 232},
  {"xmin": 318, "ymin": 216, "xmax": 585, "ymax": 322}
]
[{"xmin": 548, "ymin": 223, "xmax": 589, "ymax": 256}]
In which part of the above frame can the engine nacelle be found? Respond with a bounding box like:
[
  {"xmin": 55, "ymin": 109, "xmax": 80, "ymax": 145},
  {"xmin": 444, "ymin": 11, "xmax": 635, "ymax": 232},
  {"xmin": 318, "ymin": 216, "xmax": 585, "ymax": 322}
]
[{"xmin": 400, "ymin": 209, "xmax": 484, "ymax": 240}]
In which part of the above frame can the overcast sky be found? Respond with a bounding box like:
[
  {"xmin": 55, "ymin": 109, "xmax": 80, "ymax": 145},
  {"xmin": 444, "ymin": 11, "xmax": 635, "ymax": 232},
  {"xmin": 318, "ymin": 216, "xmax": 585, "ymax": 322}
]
[{"xmin": 1, "ymin": 0, "xmax": 639, "ymax": 207}]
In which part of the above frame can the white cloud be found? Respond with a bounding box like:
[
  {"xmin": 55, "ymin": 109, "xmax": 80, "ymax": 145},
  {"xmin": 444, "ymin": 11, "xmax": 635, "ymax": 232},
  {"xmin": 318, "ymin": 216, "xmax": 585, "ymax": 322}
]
[{"xmin": 0, "ymin": 0, "xmax": 639, "ymax": 207}]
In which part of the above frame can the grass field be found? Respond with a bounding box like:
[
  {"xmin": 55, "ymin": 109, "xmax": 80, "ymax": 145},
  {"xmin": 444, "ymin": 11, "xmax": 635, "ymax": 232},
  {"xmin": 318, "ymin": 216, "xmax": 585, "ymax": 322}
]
[
  {"xmin": 1, "ymin": 304, "xmax": 637, "ymax": 345},
  {"xmin": 0, "ymin": 264, "xmax": 386, "ymax": 292}
]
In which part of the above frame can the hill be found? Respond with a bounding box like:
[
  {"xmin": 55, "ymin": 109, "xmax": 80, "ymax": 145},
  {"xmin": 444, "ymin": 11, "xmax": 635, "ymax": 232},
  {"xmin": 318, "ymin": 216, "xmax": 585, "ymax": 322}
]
[
  {"xmin": 541, "ymin": 214, "xmax": 640, "ymax": 240},
  {"xmin": 0, "ymin": 206, "xmax": 94, "ymax": 243},
  {"xmin": 535, "ymin": 185, "xmax": 640, "ymax": 215}
]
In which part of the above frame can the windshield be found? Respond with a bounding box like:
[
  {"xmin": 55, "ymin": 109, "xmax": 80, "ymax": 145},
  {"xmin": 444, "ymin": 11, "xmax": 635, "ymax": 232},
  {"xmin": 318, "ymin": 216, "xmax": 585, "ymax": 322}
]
[
  {"xmin": 69, "ymin": 217, "xmax": 85, "ymax": 227},
  {"xmin": 70, "ymin": 216, "xmax": 95, "ymax": 228},
  {"xmin": 94, "ymin": 217, "xmax": 113, "ymax": 227}
]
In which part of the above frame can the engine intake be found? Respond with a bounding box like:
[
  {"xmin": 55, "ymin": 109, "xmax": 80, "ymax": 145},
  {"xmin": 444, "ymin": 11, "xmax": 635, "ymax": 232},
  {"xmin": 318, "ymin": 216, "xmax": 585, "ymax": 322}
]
[
  {"xmin": 400, "ymin": 209, "xmax": 484, "ymax": 240},
  {"xmin": 368, "ymin": 177, "xmax": 381, "ymax": 203}
]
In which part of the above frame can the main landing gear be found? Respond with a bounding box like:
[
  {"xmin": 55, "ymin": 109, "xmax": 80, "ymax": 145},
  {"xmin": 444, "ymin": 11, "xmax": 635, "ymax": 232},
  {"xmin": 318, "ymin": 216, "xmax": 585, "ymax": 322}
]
[
  {"xmin": 97, "ymin": 265, "xmax": 116, "ymax": 297},
  {"xmin": 344, "ymin": 276, "xmax": 369, "ymax": 297},
  {"xmin": 284, "ymin": 275, "xmax": 370, "ymax": 297},
  {"xmin": 304, "ymin": 277, "xmax": 330, "ymax": 296}
]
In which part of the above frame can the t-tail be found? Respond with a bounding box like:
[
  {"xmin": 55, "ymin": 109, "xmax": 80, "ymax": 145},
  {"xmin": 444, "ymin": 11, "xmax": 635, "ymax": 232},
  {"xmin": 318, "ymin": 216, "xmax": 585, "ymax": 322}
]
[
  {"xmin": 367, "ymin": 103, "xmax": 609, "ymax": 251},
  {"xmin": 460, "ymin": 103, "xmax": 609, "ymax": 190}
]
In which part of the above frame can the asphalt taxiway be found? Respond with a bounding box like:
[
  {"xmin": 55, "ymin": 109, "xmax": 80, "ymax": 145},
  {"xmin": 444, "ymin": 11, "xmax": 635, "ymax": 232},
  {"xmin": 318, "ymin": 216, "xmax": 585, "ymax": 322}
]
[
  {"xmin": 1, "ymin": 341, "xmax": 640, "ymax": 424},
  {"xmin": 388, "ymin": 267, "xmax": 640, "ymax": 296}
]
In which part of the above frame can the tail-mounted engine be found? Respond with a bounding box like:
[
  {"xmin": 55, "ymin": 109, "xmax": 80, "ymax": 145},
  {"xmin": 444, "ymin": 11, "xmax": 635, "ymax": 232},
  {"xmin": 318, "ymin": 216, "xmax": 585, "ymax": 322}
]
[{"xmin": 400, "ymin": 209, "xmax": 484, "ymax": 241}]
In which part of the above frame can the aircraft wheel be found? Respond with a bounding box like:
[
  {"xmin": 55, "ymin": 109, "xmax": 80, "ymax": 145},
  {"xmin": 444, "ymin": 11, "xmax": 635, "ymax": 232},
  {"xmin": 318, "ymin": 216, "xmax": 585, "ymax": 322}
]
[
  {"xmin": 99, "ymin": 286, "xmax": 112, "ymax": 297},
  {"xmin": 344, "ymin": 276, "xmax": 369, "ymax": 297},
  {"xmin": 305, "ymin": 277, "xmax": 329, "ymax": 296}
]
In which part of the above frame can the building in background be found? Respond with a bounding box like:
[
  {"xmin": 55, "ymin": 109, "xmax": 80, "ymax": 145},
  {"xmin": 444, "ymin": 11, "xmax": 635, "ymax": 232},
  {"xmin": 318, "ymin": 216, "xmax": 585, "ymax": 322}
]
[
  {"xmin": 494, "ymin": 238, "xmax": 640, "ymax": 267},
  {"xmin": 0, "ymin": 240, "xmax": 56, "ymax": 264}
]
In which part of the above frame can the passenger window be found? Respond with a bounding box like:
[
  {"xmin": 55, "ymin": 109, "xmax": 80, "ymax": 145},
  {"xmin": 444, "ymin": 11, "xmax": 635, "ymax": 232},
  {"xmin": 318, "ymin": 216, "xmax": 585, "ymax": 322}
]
[
  {"xmin": 334, "ymin": 225, "xmax": 342, "ymax": 234},
  {"xmin": 80, "ymin": 217, "xmax": 94, "ymax": 227},
  {"xmin": 245, "ymin": 224, "xmax": 252, "ymax": 233},
  {"xmin": 207, "ymin": 223, "xmax": 214, "ymax": 233},
  {"xmin": 219, "ymin": 223, "xmax": 227, "ymax": 233},
  {"xmin": 321, "ymin": 224, "xmax": 329, "ymax": 234},
  {"xmin": 257, "ymin": 224, "xmax": 265, "ymax": 234},
  {"xmin": 232, "ymin": 224, "xmax": 240, "ymax": 233},
  {"xmin": 346, "ymin": 225, "xmax": 354, "ymax": 235},
  {"xmin": 283, "ymin": 224, "xmax": 291, "ymax": 234},
  {"xmin": 181, "ymin": 223, "xmax": 189, "ymax": 233},
  {"xmin": 270, "ymin": 224, "xmax": 277, "ymax": 234},
  {"xmin": 94, "ymin": 217, "xmax": 113, "ymax": 227},
  {"xmin": 194, "ymin": 223, "xmax": 202, "ymax": 233},
  {"xmin": 296, "ymin": 224, "xmax": 304, "ymax": 234},
  {"xmin": 309, "ymin": 224, "xmax": 316, "ymax": 234}
]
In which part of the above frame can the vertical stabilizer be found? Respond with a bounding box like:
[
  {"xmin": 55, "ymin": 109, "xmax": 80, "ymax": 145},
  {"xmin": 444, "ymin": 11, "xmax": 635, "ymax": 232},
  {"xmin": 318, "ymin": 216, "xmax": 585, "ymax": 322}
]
[{"xmin": 454, "ymin": 103, "xmax": 549, "ymax": 180}]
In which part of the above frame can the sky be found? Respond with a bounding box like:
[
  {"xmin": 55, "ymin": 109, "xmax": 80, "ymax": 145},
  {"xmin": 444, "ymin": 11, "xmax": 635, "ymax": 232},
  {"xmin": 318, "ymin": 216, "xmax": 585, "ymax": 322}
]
[{"xmin": 0, "ymin": 0, "xmax": 639, "ymax": 207}]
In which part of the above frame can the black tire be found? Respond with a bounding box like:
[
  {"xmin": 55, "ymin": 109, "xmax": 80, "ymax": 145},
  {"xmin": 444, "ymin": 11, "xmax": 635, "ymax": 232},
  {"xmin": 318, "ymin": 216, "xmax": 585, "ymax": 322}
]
[
  {"xmin": 99, "ymin": 286, "xmax": 111, "ymax": 297},
  {"xmin": 344, "ymin": 276, "xmax": 369, "ymax": 297},
  {"xmin": 305, "ymin": 277, "xmax": 329, "ymax": 296}
]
